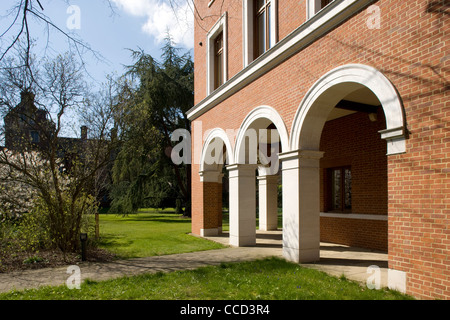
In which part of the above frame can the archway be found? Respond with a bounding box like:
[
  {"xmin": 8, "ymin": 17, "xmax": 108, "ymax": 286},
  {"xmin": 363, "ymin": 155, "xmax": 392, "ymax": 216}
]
[
  {"xmin": 230, "ymin": 106, "xmax": 289, "ymax": 247},
  {"xmin": 283, "ymin": 64, "xmax": 406, "ymax": 263},
  {"xmin": 198, "ymin": 128, "xmax": 234, "ymax": 237}
]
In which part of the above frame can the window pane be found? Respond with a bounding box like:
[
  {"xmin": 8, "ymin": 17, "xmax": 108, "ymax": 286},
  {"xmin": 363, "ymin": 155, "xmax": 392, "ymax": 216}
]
[
  {"xmin": 331, "ymin": 169, "xmax": 341, "ymax": 210},
  {"xmin": 321, "ymin": 0, "xmax": 333, "ymax": 9},
  {"xmin": 31, "ymin": 131, "xmax": 39, "ymax": 143},
  {"xmin": 256, "ymin": 0, "xmax": 265, "ymax": 11},
  {"xmin": 216, "ymin": 52, "xmax": 223, "ymax": 88},
  {"xmin": 267, "ymin": 4, "xmax": 271, "ymax": 49},
  {"xmin": 214, "ymin": 32, "xmax": 223, "ymax": 89},
  {"xmin": 257, "ymin": 12, "xmax": 266, "ymax": 56},
  {"xmin": 344, "ymin": 168, "xmax": 352, "ymax": 210}
]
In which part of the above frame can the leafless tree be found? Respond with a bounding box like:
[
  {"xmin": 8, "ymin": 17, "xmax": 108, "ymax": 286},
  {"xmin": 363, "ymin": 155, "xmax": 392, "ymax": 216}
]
[{"xmin": 0, "ymin": 46, "xmax": 118, "ymax": 252}]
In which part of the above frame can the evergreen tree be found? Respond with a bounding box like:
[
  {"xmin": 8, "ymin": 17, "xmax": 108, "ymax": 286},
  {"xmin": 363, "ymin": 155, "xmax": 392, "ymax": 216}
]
[{"xmin": 109, "ymin": 36, "xmax": 193, "ymax": 216}]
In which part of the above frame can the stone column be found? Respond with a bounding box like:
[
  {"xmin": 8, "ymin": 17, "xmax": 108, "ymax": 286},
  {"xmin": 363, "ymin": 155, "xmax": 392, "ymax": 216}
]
[
  {"xmin": 227, "ymin": 164, "xmax": 257, "ymax": 247},
  {"xmin": 258, "ymin": 175, "xmax": 279, "ymax": 231},
  {"xmin": 199, "ymin": 171, "xmax": 223, "ymax": 237},
  {"xmin": 279, "ymin": 150, "xmax": 324, "ymax": 263}
]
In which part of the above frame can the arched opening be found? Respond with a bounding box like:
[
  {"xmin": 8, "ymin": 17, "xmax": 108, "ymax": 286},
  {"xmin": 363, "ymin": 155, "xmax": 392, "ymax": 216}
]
[
  {"xmin": 230, "ymin": 106, "xmax": 288, "ymax": 247},
  {"xmin": 284, "ymin": 64, "xmax": 406, "ymax": 263},
  {"xmin": 319, "ymin": 87, "xmax": 388, "ymax": 252},
  {"xmin": 198, "ymin": 129, "xmax": 234, "ymax": 238}
]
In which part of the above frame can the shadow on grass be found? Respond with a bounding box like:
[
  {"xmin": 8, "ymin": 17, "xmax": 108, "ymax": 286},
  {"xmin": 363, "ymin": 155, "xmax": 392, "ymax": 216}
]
[
  {"xmin": 113, "ymin": 216, "xmax": 191, "ymax": 224},
  {"xmin": 98, "ymin": 235, "xmax": 134, "ymax": 249}
]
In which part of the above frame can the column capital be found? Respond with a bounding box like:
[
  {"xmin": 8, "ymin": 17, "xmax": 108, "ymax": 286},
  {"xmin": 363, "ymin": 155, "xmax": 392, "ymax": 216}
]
[
  {"xmin": 279, "ymin": 149, "xmax": 324, "ymax": 171},
  {"xmin": 257, "ymin": 174, "xmax": 279, "ymax": 184},
  {"xmin": 226, "ymin": 164, "xmax": 258, "ymax": 178},
  {"xmin": 279, "ymin": 149, "xmax": 325, "ymax": 161}
]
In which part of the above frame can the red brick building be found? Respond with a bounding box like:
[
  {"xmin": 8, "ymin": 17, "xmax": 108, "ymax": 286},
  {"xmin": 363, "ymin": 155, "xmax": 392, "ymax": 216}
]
[{"xmin": 187, "ymin": 0, "xmax": 449, "ymax": 300}]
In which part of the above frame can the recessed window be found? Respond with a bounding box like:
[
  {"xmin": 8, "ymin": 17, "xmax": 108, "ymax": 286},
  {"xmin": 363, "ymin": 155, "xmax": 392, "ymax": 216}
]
[
  {"xmin": 321, "ymin": 0, "xmax": 334, "ymax": 9},
  {"xmin": 254, "ymin": 0, "xmax": 271, "ymax": 59},
  {"xmin": 214, "ymin": 31, "xmax": 224, "ymax": 90},
  {"xmin": 327, "ymin": 166, "xmax": 352, "ymax": 212},
  {"xmin": 243, "ymin": 0, "xmax": 277, "ymax": 67},
  {"xmin": 30, "ymin": 131, "xmax": 40, "ymax": 143},
  {"xmin": 307, "ymin": 0, "xmax": 335, "ymax": 19},
  {"xmin": 207, "ymin": 12, "xmax": 227, "ymax": 94}
]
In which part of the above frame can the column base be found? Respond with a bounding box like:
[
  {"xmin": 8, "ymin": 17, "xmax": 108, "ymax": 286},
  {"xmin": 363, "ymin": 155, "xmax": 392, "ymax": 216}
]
[
  {"xmin": 283, "ymin": 246, "xmax": 320, "ymax": 263},
  {"xmin": 230, "ymin": 235, "xmax": 256, "ymax": 247},
  {"xmin": 200, "ymin": 228, "xmax": 220, "ymax": 237}
]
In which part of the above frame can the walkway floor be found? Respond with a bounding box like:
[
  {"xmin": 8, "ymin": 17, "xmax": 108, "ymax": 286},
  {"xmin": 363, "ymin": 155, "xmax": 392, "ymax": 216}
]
[{"xmin": 0, "ymin": 230, "xmax": 389, "ymax": 294}]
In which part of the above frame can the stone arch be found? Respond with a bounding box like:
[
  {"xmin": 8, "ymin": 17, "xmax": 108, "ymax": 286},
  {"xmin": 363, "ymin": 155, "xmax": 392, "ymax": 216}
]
[
  {"xmin": 234, "ymin": 105, "xmax": 290, "ymax": 167},
  {"xmin": 200, "ymin": 128, "xmax": 234, "ymax": 175},
  {"xmin": 290, "ymin": 64, "xmax": 406, "ymax": 155}
]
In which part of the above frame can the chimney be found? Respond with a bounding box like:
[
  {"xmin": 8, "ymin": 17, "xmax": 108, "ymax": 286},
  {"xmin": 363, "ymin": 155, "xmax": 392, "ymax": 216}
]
[
  {"xmin": 20, "ymin": 90, "xmax": 35, "ymax": 103},
  {"xmin": 81, "ymin": 126, "xmax": 88, "ymax": 140}
]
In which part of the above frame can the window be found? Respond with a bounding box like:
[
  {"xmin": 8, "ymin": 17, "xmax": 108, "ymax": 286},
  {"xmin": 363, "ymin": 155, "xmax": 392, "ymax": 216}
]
[
  {"xmin": 328, "ymin": 166, "xmax": 352, "ymax": 212},
  {"xmin": 207, "ymin": 12, "xmax": 227, "ymax": 94},
  {"xmin": 30, "ymin": 130, "xmax": 40, "ymax": 143},
  {"xmin": 321, "ymin": 0, "xmax": 333, "ymax": 8},
  {"xmin": 254, "ymin": 0, "xmax": 271, "ymax": 59},
  {"xmin": 307, "ymin": 0, "xmax": 335, "ymax": 19},
  {"xmin": 243, "ymin": 0, "xmax": 277, "ymax": 67},
  {"xmin": 214, "ymin": 32, "xmax": 224, "ymax": 90}
]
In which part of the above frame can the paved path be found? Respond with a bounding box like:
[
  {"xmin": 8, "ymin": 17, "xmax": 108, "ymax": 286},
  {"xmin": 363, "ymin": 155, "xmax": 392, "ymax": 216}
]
[
  {"xmin": 0, "ymin": 246, "xmax": 282, "ymax": 293},
  {"xmin": 0, "ymin": 231, "xmax": 389, "ymax": 294}
]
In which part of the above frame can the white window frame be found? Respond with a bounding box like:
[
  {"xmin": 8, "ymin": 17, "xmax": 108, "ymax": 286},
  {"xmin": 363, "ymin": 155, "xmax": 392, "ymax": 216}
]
[
  {"xmin": 243, "ymin": 0, "xmax": 278, "ymax": 67},
  {"xmin": 207, "ymin": 12, "xmax": 228, "ymax": 95},
  {"xmin": 307, "ymin": 0, "xmax": 335, "ymax": 19}
]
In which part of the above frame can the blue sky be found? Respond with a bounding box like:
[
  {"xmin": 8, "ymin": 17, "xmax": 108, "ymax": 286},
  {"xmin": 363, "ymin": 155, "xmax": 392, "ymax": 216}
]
[{"xmin": 0, "ymin": 0, "xmax": 194, "ymax": 88}]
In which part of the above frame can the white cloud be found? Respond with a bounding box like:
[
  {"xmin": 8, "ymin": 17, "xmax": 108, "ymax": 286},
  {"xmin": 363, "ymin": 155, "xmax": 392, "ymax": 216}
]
[{"xmin": 112, "ymin": 0, "xmax": 194, "ymax": 49}]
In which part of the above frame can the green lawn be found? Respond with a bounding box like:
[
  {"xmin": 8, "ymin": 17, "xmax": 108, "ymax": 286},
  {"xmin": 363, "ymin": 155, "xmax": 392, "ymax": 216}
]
[
  {"xmin": 0, "ymin": 257, "xmax": 413, "ymax": 300},
  {"xmin": 97, "ymin": 209, "xmax": 225, "ymax": 259},
  {"xmin": 0, "ymin": 209, "xmax": 414, "ymax": 300}
]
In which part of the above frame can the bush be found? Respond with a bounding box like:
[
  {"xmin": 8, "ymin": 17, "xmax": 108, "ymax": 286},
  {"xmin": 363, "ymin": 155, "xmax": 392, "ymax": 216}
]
[{"xmin": 0, "ymin": 192, "xmax": 99, "ymax": 257}]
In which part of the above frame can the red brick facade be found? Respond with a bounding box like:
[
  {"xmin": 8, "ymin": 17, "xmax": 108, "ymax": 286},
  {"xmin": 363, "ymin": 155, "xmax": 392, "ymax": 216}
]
[{"xmin": 190, "ymin": 0, "xmax": 450, "ymax": 300}]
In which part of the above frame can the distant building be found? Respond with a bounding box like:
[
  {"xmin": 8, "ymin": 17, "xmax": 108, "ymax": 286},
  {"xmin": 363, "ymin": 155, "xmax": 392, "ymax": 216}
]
[
  {"xmin": 3, "ymin": 90, "xmax": 111, "ymax": 207},
  {"xmin": 4, "ymin": 91, "xmax": 55, "ymax": 152}
]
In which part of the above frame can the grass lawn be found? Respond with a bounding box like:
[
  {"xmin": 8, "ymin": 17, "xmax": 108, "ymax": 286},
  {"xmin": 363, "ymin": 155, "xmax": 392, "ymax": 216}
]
[
  {"xmin": 97, "ymin": 208, "xmax": 225, "ymax": 259},
  {"xmin": 0, "ymin": 257, "xmax": 413, "ymax": 300},
  {"xmin": 0, "ymin": 209, "xmax": 414, "ymax": 301}
]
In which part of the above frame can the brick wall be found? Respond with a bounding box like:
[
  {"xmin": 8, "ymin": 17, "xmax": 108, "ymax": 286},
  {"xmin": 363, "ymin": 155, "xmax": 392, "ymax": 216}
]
[
  {"xmin": 319, "ymin": 109, "xmax": 388, "ymax": 251},
  {"xmin": 192, "ymin": 0, "xmax": 450, "ymax": 299}
]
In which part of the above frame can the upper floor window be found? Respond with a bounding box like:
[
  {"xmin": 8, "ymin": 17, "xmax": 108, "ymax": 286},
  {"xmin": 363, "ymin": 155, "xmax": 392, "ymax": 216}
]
[
  {"xmin": 207, "ymin": 12, "xmax": 228, "ymax": 94},
  {"xmin": 243, "ymin": 0, "xmax": 278, "ymax": 67},
  {"xmin": 214, "ymin": 31, "xmax": 224, "ymax": 89},
  {"xmin": 254, "ymin": 0, "xmax": 272, "ymax": 59},
  {"xmin": 30, "ymin": 130, "xmax": 40, "ymax": 143},
  {"xmin": 307, "ymin": 0, "xmax": 335, "ymax": 19}
]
